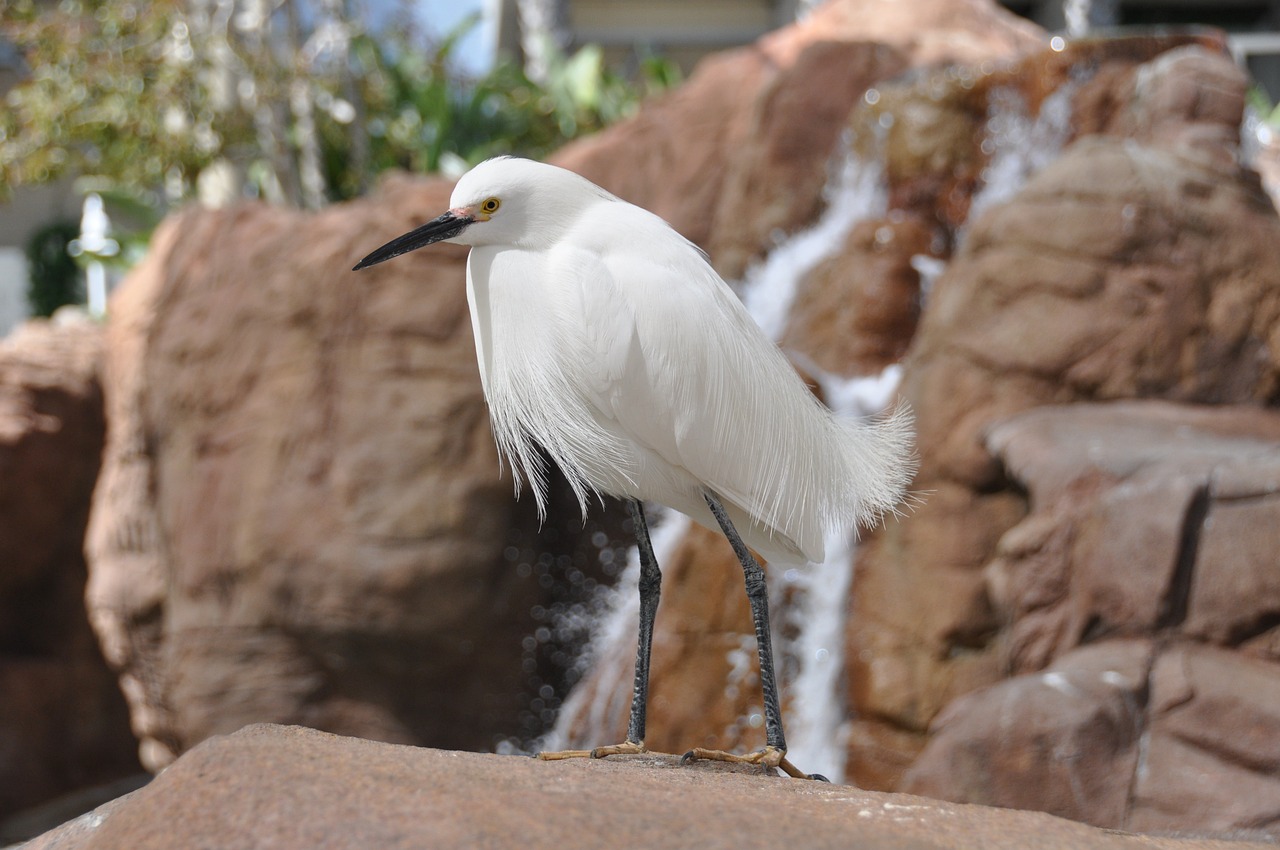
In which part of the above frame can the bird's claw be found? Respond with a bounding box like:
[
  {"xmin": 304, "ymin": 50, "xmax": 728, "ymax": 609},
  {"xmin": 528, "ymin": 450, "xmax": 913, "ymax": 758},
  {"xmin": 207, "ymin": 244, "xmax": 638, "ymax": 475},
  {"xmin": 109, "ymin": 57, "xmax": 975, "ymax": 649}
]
[
  {"xmin": 536, "ymin": 740, "xmax": 646, "ymax": 761},
  {"xmin": 679, "ymin": 745, "xmax": 823, "ymax": 780}
]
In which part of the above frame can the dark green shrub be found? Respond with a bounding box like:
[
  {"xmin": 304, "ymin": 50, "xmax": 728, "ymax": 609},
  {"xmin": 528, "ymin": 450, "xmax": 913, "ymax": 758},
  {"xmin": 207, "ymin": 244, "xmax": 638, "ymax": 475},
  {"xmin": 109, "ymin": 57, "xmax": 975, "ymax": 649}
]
[{"xmin": 25, "ymin": 221, "xmax": 83, "ymax": 317}]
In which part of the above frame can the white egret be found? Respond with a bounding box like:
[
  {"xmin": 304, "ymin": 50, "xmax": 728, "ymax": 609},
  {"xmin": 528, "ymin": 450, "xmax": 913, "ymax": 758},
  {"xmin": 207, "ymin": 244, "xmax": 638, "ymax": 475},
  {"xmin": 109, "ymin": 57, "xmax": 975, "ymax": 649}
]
[{"xmin": 354, "ymin": 157, "xmax": 915, "ymax": 780}]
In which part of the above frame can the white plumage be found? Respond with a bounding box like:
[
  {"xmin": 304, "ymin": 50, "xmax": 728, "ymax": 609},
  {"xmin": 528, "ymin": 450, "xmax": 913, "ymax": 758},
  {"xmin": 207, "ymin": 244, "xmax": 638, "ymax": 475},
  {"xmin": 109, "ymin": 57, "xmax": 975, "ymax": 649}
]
[{"xmin": 454, "ymin": 157, "xmax": 913, "ymax": 565}]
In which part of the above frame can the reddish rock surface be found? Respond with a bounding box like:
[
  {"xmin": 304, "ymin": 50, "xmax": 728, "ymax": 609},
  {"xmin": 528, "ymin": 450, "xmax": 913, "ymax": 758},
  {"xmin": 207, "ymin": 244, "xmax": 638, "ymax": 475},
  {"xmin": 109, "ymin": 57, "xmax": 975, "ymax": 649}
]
[
  {"xmin": 848, "ymin": 38, "xmax": 1280, "ymax": 793},
  {"xmin": 899, "ymin": 403, "xmax": 1280, "ymax": 833},
  {"xmin": 0, "ymin": 319, "xmax": 140, "ymax": 818},
  {"xmin": 23, "ymin": 724, "xmax": 1274, "ymax": 850},
  {"xmin": 985, "ymin": 402, "xmax": 1280, "ymax": 671},
  {"xmin": 904, "ymin": 641, "xmax": 1280, "ymax": 836},
  {"xmin": 901, "ymin": 640, "xmax": 1151, "ymax": 828},
  {"xmin": 784, "ymin": 215, "xmax": 932, "ymax": 376}
]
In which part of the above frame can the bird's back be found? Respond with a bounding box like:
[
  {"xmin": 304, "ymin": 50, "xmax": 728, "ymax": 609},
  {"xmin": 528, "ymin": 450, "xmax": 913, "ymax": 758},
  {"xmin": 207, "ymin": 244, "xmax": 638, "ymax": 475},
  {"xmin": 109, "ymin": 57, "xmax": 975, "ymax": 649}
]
[{"xmin": 467, "ymin": 181, "xmax": 914, "ymax": 564}]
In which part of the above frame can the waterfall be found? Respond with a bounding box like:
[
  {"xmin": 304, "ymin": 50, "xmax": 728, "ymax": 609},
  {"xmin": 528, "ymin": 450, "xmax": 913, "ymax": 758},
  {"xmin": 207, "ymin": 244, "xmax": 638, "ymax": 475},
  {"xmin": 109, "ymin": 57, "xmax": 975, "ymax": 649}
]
[
  {"xmin": 966, "ymin": 80, "xmax": 1077, "ymax": 226},
  {"xmin": 741, "ymin": 147, "xmax": 888, "ymax": 340}
]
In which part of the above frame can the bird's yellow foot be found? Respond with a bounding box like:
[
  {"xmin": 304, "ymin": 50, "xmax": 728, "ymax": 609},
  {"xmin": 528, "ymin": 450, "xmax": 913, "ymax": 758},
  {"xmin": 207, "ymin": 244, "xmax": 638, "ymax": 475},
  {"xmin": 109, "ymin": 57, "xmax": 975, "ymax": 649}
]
[
  {"xmin": 680, "ymin": 745, "xmax": 829, "ymax": 781},
  {"xmin": 536, "ymin": 740, "xmax": 647, "ymax": 761}
]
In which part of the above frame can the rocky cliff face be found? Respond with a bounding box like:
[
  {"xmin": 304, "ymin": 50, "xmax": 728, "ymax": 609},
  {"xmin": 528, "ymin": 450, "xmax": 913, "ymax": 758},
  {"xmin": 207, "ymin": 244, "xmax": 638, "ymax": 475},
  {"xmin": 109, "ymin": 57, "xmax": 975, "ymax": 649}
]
[
  {"xmin": 844, "ymin": 45, "xmax": 1280, "ymax": 826},
  {"xmin": 0, "ymin": 319, "xmax": 139, "ymax": 819}
]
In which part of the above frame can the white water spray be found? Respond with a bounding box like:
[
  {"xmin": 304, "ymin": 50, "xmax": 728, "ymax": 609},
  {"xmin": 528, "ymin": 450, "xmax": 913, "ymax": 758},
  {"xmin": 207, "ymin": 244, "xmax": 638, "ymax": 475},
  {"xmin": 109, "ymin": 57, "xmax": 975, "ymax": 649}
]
[
  {"xmin": 741, "ymin": 149, "xmax": 888, "ymax": 341},
  {"xmin": 539, "ymin": 511, "xmax": 690, "ymax": 752},
  {"xmin": 966, "ymin": 82, "xmax": 1077, "ymax": 227}
]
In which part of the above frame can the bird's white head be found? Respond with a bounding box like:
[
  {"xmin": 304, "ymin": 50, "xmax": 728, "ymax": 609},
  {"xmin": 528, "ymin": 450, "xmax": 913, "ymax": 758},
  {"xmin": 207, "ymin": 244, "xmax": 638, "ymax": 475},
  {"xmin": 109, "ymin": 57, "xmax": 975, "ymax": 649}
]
[{"xmin": 353, "ymin": 157, "xmax": 610, "ymax": 269}]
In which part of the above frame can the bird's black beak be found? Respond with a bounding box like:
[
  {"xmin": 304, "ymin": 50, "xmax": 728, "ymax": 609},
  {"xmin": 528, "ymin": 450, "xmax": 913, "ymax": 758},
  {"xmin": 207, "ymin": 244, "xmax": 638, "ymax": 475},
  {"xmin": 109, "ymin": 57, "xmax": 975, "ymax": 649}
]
[{"xmin": 352, "ymin": 210, "xmax": 475, "ymax": 271}]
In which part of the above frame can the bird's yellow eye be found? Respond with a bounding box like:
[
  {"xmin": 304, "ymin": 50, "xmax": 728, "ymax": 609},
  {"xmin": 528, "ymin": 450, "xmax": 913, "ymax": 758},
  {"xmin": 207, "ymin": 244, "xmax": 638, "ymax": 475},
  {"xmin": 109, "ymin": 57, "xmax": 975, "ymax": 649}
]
[{"xmin": 481, "ymin": 197, "xmax": 501, "ymax": 214}]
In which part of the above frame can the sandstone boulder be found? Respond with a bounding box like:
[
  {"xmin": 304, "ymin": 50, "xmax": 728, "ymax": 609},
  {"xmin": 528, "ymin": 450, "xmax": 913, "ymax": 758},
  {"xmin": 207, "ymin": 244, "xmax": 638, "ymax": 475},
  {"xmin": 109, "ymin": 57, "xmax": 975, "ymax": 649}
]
[
  {"xmin": 0, "ymin": 318, "xmax": 140, "ymax": 818},
  {"xmin": 900, "ymin": 640, "xmax": 1151, "ymax": 828},
  {"xmin": 901, "ymin": 642, "xmax": 1280, "ymax": 836},
  {"xmin": 849, "ymin": 44, "xmax": 1280, "ymax": 787},
  {"xmin": 985, "ymin": 402, "xmax": 1280, "ymax": 670},
  {"xmin": 783, "ymin": 214, "xmax": 931, "ymax": 377},
  {"xmin": 897, "ymin": 402, "xmax": 1280, "ymax": 834},
  {"xmin": 23, "ymin": 724, "xmax": 1275, "ymax": 850}
]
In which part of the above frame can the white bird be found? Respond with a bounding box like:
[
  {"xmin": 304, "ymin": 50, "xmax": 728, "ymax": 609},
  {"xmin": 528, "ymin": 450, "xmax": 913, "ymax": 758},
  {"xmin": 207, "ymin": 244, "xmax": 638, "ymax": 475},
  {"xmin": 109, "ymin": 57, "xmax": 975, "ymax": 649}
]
[{"xmin": 354, "ymin": 157, "xmax": 915, "ymax": 780}]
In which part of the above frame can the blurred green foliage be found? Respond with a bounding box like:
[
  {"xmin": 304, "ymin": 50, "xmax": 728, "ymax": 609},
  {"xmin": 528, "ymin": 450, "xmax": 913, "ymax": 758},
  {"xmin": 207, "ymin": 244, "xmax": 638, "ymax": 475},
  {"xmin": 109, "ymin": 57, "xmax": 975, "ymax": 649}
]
[
  {"xmin": 25, "ymin": 221, "xmax": 84, "ymax": 317},
  {"xmin": 0, "ymin": 1, "xmax": 680, "ymax": 208},
  {"xmin": 1, "ymin": 0, "xmax": 219, "ymax": 194},
  {"xmin": 1247, "ymin": 85, "xmax": 1280, "ymax": 129}
]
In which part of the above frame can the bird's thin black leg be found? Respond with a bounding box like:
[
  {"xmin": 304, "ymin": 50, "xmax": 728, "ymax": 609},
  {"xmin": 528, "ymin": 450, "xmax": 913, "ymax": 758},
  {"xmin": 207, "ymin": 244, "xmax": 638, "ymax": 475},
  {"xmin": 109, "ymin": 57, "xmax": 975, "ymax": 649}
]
[
  {"xmin": 702, "ymin": 492, "xmax": 786, "ymax": 752},
  {"xmin": 625, "ymin": 498, "xmax": 661, "ymax": 746},
  {"xmin": 537, "ymin": 499, "xmax": 660, "ymax": 762},
  {"xmin": 681, "ymin": 492, "xmax": 825, "ymax": 781}
]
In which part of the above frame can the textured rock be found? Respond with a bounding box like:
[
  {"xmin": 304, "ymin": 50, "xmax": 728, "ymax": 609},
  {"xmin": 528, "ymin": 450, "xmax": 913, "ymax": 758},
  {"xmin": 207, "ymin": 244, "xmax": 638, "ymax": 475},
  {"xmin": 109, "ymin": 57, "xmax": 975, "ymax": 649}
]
[
  {"xmin": 900, "ymin": 641, "xmax": 1280, "ymax": 837},
  {"xmin": 23, "ymin": 724, "xmax": 1273, "ymax": 850},
  {"xmin": 84, "ymin": 178, "xmax": 625, "ymax": 771},
  {"xmin": 0, "ymin": 318, "xmax": 140, "ymax": 819},
  {"xmin": 784, "ymin": 215, "xmax": 931, "ymax": 377},
  {"xmin": 900, "ymin": 640, "xmax": 1151, "ymax": 828},
  {"xmin": 849, "ymin": 33, "xmax": 1231, "ymax": 237},
  {"xmin": 985, "ymin": 402, "xmax": 1280, "ymax": 671},
  {"xmin": 897, "ymin": 403, "xmax": 1280, "ymax": 834},
  {"xmin": 850, "ymin": 40, "xmax": 1280, "ymax": 788},
  {"xmin": 1132, "ymin": 644, "xmax": 1280, "ymax": 833}
]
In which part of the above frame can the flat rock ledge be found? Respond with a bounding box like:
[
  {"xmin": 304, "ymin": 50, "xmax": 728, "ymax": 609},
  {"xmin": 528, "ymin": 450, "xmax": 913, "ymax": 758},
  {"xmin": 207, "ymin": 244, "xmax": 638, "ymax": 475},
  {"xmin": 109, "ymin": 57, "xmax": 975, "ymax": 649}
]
[{"xmin": 20, "ymin": 724, "xmax": 1275, "ymax": 850}]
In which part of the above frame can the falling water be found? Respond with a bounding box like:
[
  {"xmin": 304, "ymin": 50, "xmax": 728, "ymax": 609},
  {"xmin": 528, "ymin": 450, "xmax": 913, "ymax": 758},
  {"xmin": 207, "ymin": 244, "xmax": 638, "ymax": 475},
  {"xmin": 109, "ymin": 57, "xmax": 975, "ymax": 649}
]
[
  {"xmin": 966, "ymin": 81, "xmax": 1077, "ymax": 226},
  {"xmin": 537, "ymin": 510, "xmax": 690, "ymax": 752},
  {"xmin": 741, "ymin": 145, "xmax": 888, "ymax": 340},
  {"xmin": 1063, "ymin": 0, "xmax": 1118, "ymax": 38}
]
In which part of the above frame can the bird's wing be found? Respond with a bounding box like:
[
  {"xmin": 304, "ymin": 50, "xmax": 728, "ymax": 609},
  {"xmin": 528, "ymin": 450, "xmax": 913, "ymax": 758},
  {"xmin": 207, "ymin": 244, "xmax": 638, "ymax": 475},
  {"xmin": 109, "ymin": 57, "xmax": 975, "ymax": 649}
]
[{"xmin": 553, "ymin": 219, "xmax": 827, "ymax": 560}]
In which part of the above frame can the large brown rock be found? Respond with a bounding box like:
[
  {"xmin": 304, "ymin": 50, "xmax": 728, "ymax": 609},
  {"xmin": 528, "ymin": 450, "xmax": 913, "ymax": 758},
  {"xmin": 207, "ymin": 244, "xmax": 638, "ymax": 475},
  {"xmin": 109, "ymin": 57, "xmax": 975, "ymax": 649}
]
[
  {"xmin": 0, "ymin": 319, "xmax": 140, "ymax": 818},
  {"xmin": 985, "ymin": 402, "xmax": 1280, "ymax": 670},
  {"xmin": 849, "ymin": 38, "xmax": 1280, "ymax": 789},
  {"xmin": 900, "ymin": 640, "xmax": 1151, "ymax": 828},
  {"xmin": 898, "ymin": 402, "xmax": 1280, "ymax": 833},
  {"xmin": 783, "ymin": 215, "xmax": 931, "ymax": 377},
  {"xmin": 24, "ymin": 724, "xmax": 1273, "ymax": 850},
  {"xmin": 901, "ymin": 641, "xmax": 1280, "ymax": 836},
  {"xmin": 83, "ymin": 177, "xmax": 624, "ymax": 770},
  {"xmin": 1134, "ymin": 644, "xmax": 1280, "ymax": 833}
]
